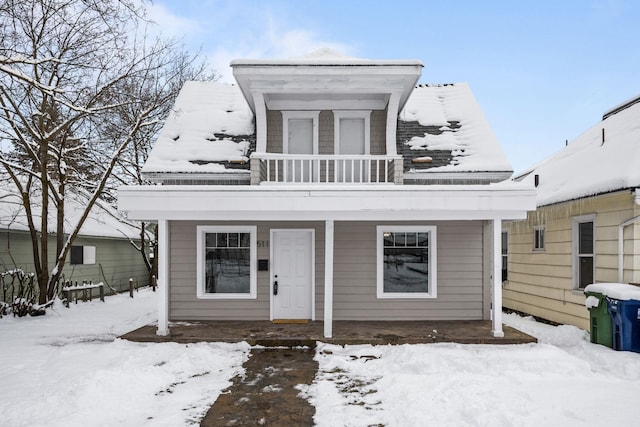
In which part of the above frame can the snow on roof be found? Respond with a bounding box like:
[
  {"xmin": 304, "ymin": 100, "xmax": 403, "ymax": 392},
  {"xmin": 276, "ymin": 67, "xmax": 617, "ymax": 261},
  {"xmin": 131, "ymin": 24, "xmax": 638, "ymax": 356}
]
[
  {"xmin": 142, "ymin": 82, "xmax": 254, "ymax": 174},
  {"xmin": 399, "ymin": 84, "xmax": 512, "ymax": 172},
  {"xmin": 231, "ymin": 48, "xmax": 423, "ymax": 67},
  {"xmin": 0, "ymin": 186, "xmax": 141, "ymax": 239},
  {"xmin": 143, "ymin": 81, "xmax": 510, "ymax": 175},
  {"xmin": 517, "ymin": 95, "xmax": 640, "ymax": 206}
]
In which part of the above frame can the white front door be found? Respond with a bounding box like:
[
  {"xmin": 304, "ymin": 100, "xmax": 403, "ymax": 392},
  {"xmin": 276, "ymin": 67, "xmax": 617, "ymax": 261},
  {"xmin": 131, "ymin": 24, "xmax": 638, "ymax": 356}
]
[{"xmin": 271, "ymin": 230, "xmax": 314, "ymax": 320}]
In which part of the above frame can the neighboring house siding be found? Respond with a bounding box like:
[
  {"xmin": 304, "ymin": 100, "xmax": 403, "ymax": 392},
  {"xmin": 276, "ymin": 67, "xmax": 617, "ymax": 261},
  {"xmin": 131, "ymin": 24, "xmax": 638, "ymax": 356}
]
[
  {"xmin": 168, "ymin": 219, "xmax": 486, "ymax": 321},
  {"xmin": 0, "ymin": 230, "xmax": 149, "ymax": 294},
  {"xmin": 504, "ymin": 190, "xmax": 639, "ymax": 329}
]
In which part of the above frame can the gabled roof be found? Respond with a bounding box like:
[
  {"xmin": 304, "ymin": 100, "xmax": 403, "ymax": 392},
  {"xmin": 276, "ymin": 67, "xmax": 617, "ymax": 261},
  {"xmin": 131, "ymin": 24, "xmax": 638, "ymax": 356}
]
[
  {"xmin": 141, "ymin": 82, "xmax": 254, "ymax": 175},
  {"xmin": 516, "ymin": 94, "xmax": 640, "ymax": 207},
  {"xmin": 0, "ymin": 185, "xmax": 142, "ymax": 239},
  {"xmin": 398, "ymin": 83, "xmax": 512, "ymax": 175},
  {"xmin": 142, "ymin": 79, "xmax": 511, "ymax": 177}
]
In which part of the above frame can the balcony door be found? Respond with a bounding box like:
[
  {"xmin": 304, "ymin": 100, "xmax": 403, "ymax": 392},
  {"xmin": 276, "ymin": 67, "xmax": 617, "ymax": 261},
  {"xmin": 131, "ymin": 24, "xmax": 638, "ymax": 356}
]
[
  {"xmin": 283, "ymin": 111, "xmax": 319, "ymax": 182},
  {"xmin": 334, "ymin": 111, "xmax": 371, "ymax": 182}
]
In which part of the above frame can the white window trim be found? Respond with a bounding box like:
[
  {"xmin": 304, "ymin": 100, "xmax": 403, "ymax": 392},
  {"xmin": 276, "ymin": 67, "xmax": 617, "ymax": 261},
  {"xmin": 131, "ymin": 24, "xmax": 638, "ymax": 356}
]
[
  {"xmin": 533, "ymin": 225, "xmax": 545, "ymax": 252},
  {"xmin": 196, "ymin": 225, "xmax": 257, "ymax": 300},
  {"xmin": 572, "ymin": 214, "xmax": 595, "ymax": 290},
  {"xmin": 333, "ymin": 110, "xmax": 371, "ymax": 155},
  {"xmin": 282, "ymin": 111, "xmax": 319, "ymax": 154},
  {"xmin": 376, "ymin": 225, "xmax": 437, "ymax": 299}
]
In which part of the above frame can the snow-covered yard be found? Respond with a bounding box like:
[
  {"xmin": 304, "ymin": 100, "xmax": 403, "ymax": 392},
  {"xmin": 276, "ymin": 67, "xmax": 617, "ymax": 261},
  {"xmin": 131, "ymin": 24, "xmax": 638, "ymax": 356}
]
[
  {"xmin": 0, "ymin": 289, "xmax": 249, "ymax": 427},
  {"xmin": 1, "ymin": 289, "xmax": 639, "ymax": 426}
]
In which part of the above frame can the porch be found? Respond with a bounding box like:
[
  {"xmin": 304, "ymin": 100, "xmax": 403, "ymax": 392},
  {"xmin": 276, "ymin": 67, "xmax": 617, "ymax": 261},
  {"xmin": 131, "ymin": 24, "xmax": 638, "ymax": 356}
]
[{"xmin": 120, "ymin": 319, "xmax": 537, "ymax": 346}]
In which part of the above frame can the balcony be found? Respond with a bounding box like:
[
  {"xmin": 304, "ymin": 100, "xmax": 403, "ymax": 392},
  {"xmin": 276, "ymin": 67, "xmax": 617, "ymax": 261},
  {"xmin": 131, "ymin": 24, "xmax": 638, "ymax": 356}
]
[{"xmin": 251, "ymin": 154, "xmax": 403, "ymax": 185}]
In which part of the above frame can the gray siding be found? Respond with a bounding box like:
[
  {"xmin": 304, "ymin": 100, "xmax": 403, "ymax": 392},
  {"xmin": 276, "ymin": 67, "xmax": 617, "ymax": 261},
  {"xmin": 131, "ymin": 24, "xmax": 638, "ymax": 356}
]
[
  {"xmin": 333, "ymin": 221, "xmax": 484, "ymax": 320},
  {"xmin": 169, "ymin": 221, "xmax": 326, "ymax": 321},
  {"xmin": 265, "ymin": 108, "xmax": 388, "ymax": 155},
  {"xmin": 167, "ymin": 220, "xmax": 485, "ymax": 321}
]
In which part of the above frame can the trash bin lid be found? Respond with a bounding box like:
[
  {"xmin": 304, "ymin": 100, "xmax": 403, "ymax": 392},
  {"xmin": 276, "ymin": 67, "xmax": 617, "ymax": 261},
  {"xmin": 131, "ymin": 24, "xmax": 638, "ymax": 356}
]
[{"xmin": 584, "ymin": 283, "xmax": 640, "ymax": 301}]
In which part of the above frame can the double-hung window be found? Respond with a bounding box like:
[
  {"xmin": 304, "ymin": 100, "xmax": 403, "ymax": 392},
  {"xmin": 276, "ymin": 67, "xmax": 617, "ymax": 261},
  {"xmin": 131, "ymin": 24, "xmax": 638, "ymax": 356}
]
[
  {"xmin": 573, "ymin": 216, "xmax": 594, "ymax": 289},
  {"xmin": 533, "ymin": 226, "xmax": 545, "ymax": 251},
  {"xmin": 501, "ymin": 231, "xmax": 508, "ymax": 282},
  {"xmin": 196, "ymin": 226, "xmax": 257, "ymax": 299},
  {"xmin": 377, "ymin": 226, "xmax": 437, "ymax": 298}
]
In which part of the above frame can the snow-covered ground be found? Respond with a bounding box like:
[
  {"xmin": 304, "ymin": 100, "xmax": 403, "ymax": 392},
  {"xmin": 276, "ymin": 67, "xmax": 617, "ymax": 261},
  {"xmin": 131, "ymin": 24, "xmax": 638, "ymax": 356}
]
[
  {"xmin": 0, "ymin": 289, "xmax": 249, "ymax": 427},
  {"xmin": 301, "ymin": 314, "xmax": 640, "ymax": 426},
  {"xmin": 1, "ymin": 290, "xmax": 639, "ymax": 426}
]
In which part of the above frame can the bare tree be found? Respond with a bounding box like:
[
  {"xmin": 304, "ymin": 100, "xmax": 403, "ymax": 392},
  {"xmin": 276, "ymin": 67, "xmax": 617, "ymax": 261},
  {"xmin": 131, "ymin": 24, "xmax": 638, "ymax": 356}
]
[{"xmin": 0, "ymin": 0, "xmax": 214, "ymax": 304}]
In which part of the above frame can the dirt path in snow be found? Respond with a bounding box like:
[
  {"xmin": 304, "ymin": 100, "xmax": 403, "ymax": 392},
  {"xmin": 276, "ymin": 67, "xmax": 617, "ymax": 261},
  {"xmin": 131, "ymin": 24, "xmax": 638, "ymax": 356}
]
[{"xmin": 201, "ymin": 348, "xmax": 317, "ymax": 426}]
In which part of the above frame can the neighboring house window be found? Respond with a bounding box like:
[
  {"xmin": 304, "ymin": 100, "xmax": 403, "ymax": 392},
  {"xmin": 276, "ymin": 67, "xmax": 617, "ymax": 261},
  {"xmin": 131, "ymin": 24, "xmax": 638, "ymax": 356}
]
[
  {"xmin": 501, "ymin": 231, "xmax": 508, "ymax": 282},
  {"xmin": 334, "ymin": 110, "xmax": 371, "ymax": 182},
  {"xmin": 376, "ymin": 226, "xmax": 437, "ymax": 299},
  {"xmin": 196, "ymin": 226, "xmax": 257, "ymax": 299},
  {"xmin": 573, "ymin": 216, "xmax": 595, "ymax": 289},
  {"xmin": 533, "ymin": 226, "xmax": 545, "ymax": 251},
  {"xmin": 70, "ymin": 245, "xmax": 96, "ymax": 265}
]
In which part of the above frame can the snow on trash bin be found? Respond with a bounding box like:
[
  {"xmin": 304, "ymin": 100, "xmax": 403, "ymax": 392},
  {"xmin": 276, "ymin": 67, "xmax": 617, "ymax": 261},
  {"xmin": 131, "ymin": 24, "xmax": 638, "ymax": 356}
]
[{"xmin": 585, "ymin": 283, "xmax": 640, "ymax": 353}]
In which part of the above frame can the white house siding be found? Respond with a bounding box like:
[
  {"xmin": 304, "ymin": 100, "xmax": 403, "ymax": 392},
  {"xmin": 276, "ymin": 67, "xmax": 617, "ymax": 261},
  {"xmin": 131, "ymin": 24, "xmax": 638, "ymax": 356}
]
[
  {"xmin": 504, "ymin": 190, "xmax": 639, "ymax": 329},
  {"xmin": 168, "ymin": 219, "xmax": 487, "ymax": 321}
]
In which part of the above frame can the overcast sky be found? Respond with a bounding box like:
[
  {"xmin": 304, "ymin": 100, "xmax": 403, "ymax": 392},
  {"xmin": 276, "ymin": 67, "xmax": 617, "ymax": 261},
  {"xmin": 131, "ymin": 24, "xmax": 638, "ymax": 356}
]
[{"xmin": 148, "ymin": 0, "xmax": 640, "ymax": 173}]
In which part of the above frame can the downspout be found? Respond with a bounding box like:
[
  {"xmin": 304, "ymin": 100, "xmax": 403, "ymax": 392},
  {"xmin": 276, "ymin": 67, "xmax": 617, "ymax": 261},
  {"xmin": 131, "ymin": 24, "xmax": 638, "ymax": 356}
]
[{"xmin": 617, "ymin": 190, "xmax": 640, "ymax": 282}]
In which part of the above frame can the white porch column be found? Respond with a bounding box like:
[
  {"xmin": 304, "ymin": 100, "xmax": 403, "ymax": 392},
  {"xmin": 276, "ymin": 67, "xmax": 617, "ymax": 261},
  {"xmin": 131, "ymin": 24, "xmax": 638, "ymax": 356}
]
[
  {"xmin": 324, "ymin": 219, "xmax": 334, "ymax": 338},
  {"xmin": 491, "ymin": 218, "xmax": 504, "ymax": 338},
  {"xmin": 157, "ymin": 219, "xmax": 170, "ymax": 336},
  {"xmin": 385, "ymin": 92, "xmax": 401, "ymax": 156}
]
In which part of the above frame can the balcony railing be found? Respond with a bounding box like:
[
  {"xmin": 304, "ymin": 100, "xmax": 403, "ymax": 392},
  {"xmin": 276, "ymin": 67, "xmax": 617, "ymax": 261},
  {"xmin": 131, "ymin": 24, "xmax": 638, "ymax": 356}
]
[{"xmin": 251, "ymin": 154, "xmax": 402, "ymax": 184}]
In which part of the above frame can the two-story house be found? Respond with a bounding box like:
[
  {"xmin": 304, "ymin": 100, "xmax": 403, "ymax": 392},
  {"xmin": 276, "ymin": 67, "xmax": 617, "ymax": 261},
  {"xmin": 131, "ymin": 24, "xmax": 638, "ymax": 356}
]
[{"xmin": 118, "ymin": 51, "xmax": 536, "ymax": 338}]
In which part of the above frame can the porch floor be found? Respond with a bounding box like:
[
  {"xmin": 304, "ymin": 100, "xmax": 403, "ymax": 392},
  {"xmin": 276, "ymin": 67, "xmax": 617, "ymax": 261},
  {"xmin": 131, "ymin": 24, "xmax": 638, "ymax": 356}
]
[{"xmin": 120, "ymin": 320, "xmax": 536, "ymax": 346}]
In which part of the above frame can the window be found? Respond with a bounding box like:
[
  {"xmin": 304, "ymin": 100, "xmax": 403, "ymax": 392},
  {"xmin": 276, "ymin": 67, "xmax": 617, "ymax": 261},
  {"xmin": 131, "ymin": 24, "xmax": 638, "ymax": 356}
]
[
  {"xmin": 196, "ymin": 226, "xmax": 257, "ymax": 299},
  {"xmin": 533, "ymin": 226, "xmax": 545, "ymax": 251},
  {"xmin": 501, "ymin": 231, "xmax": 508, "ymax": 282},
  {"xmin": 282, "ymin": 111, "xmax": 319, "ymax": 154},
  {"xmin": 70, "ymin": 245, "xmax": 96, "ymax": 265},
  {"xmin": 573, "ymin": 216, "xmax": 594, "ymax": 289},
  {"xmin": 334, "ymin": 110, "xmax": 371, "ymax": 182},
  {"xmin": 282, "ymin": 111, "xmax": 319, "ymax": 182},
  {"xmin": 377, "ymin": 226, "xmax": 437, "ymax": 298}
]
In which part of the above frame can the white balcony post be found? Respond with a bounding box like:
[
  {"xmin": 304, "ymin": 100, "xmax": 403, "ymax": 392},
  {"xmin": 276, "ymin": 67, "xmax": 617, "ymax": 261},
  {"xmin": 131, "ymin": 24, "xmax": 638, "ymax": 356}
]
[
  {"xmin": 324, "ymin": 219, "xmax": 334, "ymax": 338},
  {"xmin": 491, "ymin": 218, "xmax": 504, "ymax": 338}
]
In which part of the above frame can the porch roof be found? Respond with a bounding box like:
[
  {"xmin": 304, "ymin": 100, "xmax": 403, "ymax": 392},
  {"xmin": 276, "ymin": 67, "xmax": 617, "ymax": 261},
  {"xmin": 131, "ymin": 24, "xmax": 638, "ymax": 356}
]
[{"xmin": 118, "ymin": 182, "xmax": 536, "ymax": 222}]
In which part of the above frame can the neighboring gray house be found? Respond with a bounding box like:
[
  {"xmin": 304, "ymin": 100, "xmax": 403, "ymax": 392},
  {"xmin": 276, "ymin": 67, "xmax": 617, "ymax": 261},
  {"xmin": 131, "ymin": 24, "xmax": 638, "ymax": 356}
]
[
  {"xmin": 0, "ymin": 188, "xmax": 150, "ymax": 294},
  {"xmin": 118, "ymin": 50, "xmax": 535, "ymax": 338}
]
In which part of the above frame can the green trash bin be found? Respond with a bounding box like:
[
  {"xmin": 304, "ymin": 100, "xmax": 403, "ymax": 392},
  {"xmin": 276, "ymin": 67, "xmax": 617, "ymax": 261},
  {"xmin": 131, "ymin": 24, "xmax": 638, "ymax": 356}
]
[{"xmin": 585, "ymin": 291, "xmax": 613, "ymax": 348}]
